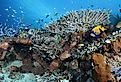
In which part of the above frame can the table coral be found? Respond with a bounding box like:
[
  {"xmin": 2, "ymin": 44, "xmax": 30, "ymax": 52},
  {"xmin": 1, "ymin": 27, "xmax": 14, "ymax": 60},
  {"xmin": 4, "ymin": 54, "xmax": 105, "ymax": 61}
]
[{"xmin": 45, "ymin": 9, "xmax": 110, "ymax": 34}]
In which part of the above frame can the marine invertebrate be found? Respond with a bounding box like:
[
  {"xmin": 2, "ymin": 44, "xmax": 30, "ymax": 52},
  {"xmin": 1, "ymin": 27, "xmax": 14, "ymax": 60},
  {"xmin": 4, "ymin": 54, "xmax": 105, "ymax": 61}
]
[
  {"xmin": 69, "ymin": 59, "xmax": 78, "ymax": 69},
  {"xmin": 0, "ymin": 24, "xmax": 18, "ymax": 37},
  {"xmin": 78, "ymin": 9, "xmax": 110, "ymax": 28},
  {"xmin": 45, "ymin": 9, "xmax": 110, "ymax": 34},
  {"xmin": 0, "ymin": 42, "xmax": 9, "ymax": 50},
  {"xmin": 49, "ymin": 59, "xmax": 60, "ymax": 72},
  {"xmin": 92, "ymin": 53, "xmax": 114, "ymax": 82},
  {"xmin": 35, "ymin": 72, "xmax": 62, "ymax": 82},
  {"xmin": 4, "ymin": 26, "xmax": 18, "ymax": 37},
  {"xmin": 0, "ymin": 37, "xmax": 33, "ymax": 62},
  {"xmin": 14, "ymin": 38, "xmax": 32, "ymax": 45},
  {"xmin": 0, "ymin": 49, "xmax": 7, "ymax": 60},
  {"xmin": 1, "ymin": 9, "xmax": 121, "ymax": 82},
  {"xmin": 0, "ymin": 28, "xmax": 4, "ymax": 37},
  {"xmin": 59, "ymin": 51, "xmax": 70, "ymax": 60}
]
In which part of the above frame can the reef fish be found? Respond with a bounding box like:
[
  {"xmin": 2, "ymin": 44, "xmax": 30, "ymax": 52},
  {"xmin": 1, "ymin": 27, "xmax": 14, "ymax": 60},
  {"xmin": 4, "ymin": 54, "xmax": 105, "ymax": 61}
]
[
  {"xmin": 90, "ymin": 25, "xmax": 105, "ymax": 37},
  {"xmin": 116, "ymin": 21, "xmax": 121, "ymax": 28}
]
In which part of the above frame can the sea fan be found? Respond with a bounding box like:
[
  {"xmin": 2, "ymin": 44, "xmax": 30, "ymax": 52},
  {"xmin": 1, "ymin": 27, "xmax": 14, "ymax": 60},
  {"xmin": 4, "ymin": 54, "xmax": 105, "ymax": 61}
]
[{"xmin": 45, "ymin": 9, "xmax": 110, "ymax": 34}]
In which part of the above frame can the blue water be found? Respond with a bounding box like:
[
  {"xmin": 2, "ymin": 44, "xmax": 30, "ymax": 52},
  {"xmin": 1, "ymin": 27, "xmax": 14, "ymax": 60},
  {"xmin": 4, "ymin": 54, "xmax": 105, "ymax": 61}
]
[{"xmin": 0, "ymin": 0, "xmax": 121, "ymax": 29}]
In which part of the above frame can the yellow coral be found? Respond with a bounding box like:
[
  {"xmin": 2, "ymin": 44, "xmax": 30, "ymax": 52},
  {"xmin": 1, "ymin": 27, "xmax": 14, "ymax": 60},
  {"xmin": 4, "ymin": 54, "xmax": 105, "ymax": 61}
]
[{"xmin": 92, "ymin": 25, "xmax": 105, "ymax": 35}]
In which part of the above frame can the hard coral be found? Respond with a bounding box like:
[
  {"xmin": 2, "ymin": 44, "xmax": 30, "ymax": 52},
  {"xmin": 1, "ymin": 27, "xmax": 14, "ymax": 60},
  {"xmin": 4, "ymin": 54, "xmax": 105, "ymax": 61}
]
[
  {"xmin": 103, "ymin": 37, "xmax": 121, "ymax": 53},
  {"xmin": 60, "ymin": 51, "xmax": 70, "ymax": 60},
  {"xmin": 45, "ymin": 9, "xmax": 110, "ymax": 34},
  {"xmin": 20, "ymin": 58, "xmax": 33, "ymax": 73},
  {"xmin": 92, "ymin": 53, "xmax": 114, "ymax": 82},
  {"xmin": 0, "ymin": 42, "xmax": 9, "ymax": 50},
  {"xmin": 0, "ymin": 41, "xmax": 9, "ymax": 60},
  {"xmin": 14, "ymin": 38, "xmax": 32, "ymax": 45},
  {"xmin": 49, "ymin": 59, "xmax": 60, "ymax": 72},
  {"xmin": 0, "ymin": 49, "xmax": 7, "ymax": 60},
  {"xmin": 69, "ymin": 59, "xmax": 78, "ymax": 69},
  {"xmin": 0, "ymin": 24, "xmax": 18, "ymax": 37},
  {"xmin": 112, "ymin": 38, "xmax": 121, "ymax": 53}
]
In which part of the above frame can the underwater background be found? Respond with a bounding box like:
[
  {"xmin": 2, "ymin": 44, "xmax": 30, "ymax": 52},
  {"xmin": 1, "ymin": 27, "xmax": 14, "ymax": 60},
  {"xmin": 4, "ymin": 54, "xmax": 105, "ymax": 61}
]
[{"xmin": 1, "ymin": 0, "xmax": 121, "ymax": 82}]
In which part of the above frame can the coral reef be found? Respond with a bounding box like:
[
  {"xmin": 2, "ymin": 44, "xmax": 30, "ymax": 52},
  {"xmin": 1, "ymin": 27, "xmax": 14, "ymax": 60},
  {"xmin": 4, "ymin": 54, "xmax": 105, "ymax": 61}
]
[{"xmin": 1, "ymin": 9, "xmax": 121, "ymax": 82}]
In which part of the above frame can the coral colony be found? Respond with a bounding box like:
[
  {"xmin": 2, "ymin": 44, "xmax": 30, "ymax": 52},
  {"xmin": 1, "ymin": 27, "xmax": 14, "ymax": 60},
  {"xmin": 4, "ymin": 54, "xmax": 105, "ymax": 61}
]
[{"xmin": 1, "ymin": 9, "xmax": 121, "ymax": 82}]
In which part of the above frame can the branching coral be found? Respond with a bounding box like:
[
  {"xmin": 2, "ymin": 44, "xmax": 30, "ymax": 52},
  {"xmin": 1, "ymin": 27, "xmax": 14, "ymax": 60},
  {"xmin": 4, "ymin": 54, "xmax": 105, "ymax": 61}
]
[
  {"xmin": 0, "ymin": 24, "xmax": 18, "ymax": 37},
  {"xmin": 45, "ymin": 9, "xmax": 110, "ymax": 34}
]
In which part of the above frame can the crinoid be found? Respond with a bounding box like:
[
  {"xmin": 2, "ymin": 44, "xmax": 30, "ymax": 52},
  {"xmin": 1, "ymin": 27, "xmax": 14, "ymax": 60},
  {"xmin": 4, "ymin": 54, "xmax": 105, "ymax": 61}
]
[{"xmin": 45, "ymin": 9, "xmax": 110, "ymax": 34}]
